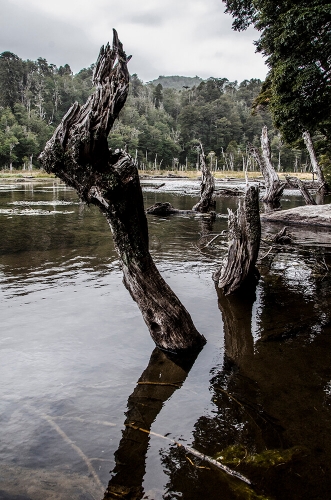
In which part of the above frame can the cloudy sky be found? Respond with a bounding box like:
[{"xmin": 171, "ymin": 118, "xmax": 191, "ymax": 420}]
[{"xmin": 1, "ymin": 0, "xmax": 267, "ymax": 82}]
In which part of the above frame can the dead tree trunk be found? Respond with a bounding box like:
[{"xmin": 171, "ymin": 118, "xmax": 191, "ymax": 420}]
[
  {"xmin": 39, "ymin": 31, "xmax": 205, "ymax": 353},
  {"xmin": 249, "ymin": 126, "xmax": 286, "ymax": 211},
  {"xmin": 213, "ymin": 186, "xmax": 261, "ymax": 295},
  {"xmin": 285, "ymin": 176, "xmax": 316, "ymax": 205},
  {"xmin": 302, "ymin": 130, "xmax": 328, "ymax": 194},
  {"xmin": 192, "ymin": 143, "xmax": 216, "ymax": 213}
]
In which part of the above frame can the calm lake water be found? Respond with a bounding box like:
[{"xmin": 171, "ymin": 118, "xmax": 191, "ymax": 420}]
[{"xmin": 1, "ymin": 178, "xmax": 331, "ymax": 500}]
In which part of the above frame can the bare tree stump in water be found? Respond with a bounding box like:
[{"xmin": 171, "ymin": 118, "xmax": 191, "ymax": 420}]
[
  {"xmin": 213, "ymin": 186, "xmax": 261, "ymax": 295},
  {"xmin": 192, "ymin": 143, "xmax": 216, "ymax": 213},
  {"xmin": 249, "ymin": 126, "xmax": 286, "ymax": 211},
  {"xmin": 39, "ymin": 31, "xmax": 205, "ymax": 353}
]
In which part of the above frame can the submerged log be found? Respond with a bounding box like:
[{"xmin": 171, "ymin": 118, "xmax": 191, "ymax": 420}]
[
  {"xmin": 192, "ymin": 143, "xmax": 216, "ymax": 213},
  {"xmin": 146, "ymin": 202, "xmax": 180, "ymax": 215},
  {"xmin": 39, "ymin": 31, "xmax": 205, "ymax": 353},
  {"xmin": 213, "ymin": 186, "xmax": 261, "ymax": 295},
  {"xmin": 249, "ymin": 126, "xmax": 286, "ymax": 211}
]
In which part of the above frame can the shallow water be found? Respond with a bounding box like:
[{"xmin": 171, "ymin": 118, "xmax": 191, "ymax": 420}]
[{"xmin": 1, "ymin": 179, "xmax": 331, "ymax": 499}]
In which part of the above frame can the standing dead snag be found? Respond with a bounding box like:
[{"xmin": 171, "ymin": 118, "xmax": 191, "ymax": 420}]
[
  {"xmin": 192, "ymin": 143, "xmax": 216, "ymax": 213},
  {"xmin": 249, "ymin": 126, "xmax": 286, "ymax": 211},
  {"xmin": 302, "ymin": 130, "xmax": 328, "ymax": 195},
  {"xmin": 39, "ymin": 31, "xmax": 205, "ymax": 353},
  {"xmin": 213, "ymin": 186, "xmax": 261, "ymax": 295}
]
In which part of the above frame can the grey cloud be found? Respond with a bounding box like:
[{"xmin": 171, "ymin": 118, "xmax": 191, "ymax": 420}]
[
  {"xmin": 0, "ymin": 0, "xmax": 99, "ymax": 71},
  {"xmin": 124, "ymin": 12, "xmax": 165, "ymax": 27}
]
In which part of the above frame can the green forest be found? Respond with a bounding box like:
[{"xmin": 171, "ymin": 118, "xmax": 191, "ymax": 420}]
[{"xmin": 0, "ymin": 51, "xmax": 317, "ymax": 172}]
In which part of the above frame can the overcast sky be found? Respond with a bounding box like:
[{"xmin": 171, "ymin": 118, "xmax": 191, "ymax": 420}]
[{"xmin": 0, "ymin": 0, "xmax": 268, "ymax": 82}]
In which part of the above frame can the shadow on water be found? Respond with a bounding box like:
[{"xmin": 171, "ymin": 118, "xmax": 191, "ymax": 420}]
[
  {"xmin": 160, "ymin": 250, "xmax": 331, "ymax": 500},
  {"xmin": 103, "ymin": 347, "xmax": 200, "ymax": 500}
]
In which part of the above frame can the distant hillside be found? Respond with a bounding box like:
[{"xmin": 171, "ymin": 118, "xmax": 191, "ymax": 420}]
[{"xmin": 149, "ymin": 75, "xmax": 204, "ymax": 90}]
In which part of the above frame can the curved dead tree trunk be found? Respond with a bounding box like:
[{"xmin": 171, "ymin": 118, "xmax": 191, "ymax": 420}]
[
  {"xmin": 213, "ymin": 186, "xmax": 261, "ymax": 295},
  {"xmin": 249, "ymin": 126, "xmax": 285, "ymax": 211},
  {"xmin": 39, "ymin": 31, "xmax": 205, "ymax": 353},
  {"xmin": 302, "ymin": 130, "xmax": 328, "ymax": 195},
  {"xmin": 192, "ymin": 143, "xmax": 216, "ymax": 213}
]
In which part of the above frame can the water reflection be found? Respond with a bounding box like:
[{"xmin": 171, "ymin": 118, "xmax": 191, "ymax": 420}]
[
  {"xmin": 104, "ymin": 348, "xmax": 199, "ymax": 500},
  {"xmin": 161, "ymin": 251, "xmax": 331, "ymax": 499}
]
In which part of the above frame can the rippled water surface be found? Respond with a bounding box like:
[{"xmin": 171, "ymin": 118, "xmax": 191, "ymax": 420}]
[{"xmin": 1, "ymin": 179, "xmax": 331, "ymax": 500}]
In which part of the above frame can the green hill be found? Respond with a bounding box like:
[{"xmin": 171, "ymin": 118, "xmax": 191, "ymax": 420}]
[{"xmin": 149, "ymin": 75, "xmax": 204, "ymax": 90}]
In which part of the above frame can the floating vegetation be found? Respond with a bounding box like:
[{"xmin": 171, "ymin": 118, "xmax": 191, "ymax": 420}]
[{"xmin": 215, "ymin": 444, "xmax": 305, "ymax": 468}]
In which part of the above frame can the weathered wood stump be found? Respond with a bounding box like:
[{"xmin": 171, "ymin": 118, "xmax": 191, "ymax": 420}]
[
  {"xmin": 39, "ymin": 31, "xmax": 205, "ymax": 352},
  {"xmin": 249, "ymin": 126, "xmax": 286, "ymax": 211},
  {"xmin": 302, "ymin": 130, "xmax": 328, "ymax": 195},
  {"xmin": 192, "ymin": 143, "xmax": 216, "ymax": 213},
  {"xmin": 213, "ymin": 186, "xmax": 261, "ymax": 295}
]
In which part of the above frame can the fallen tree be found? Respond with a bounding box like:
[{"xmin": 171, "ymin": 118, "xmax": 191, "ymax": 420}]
[
  {"xmin": 39, "ymin": 31, "xmax": 206, "ymax": 353},
  {"xmin": 213, "ymin": 186, "xmax": 261, "ymax": 295}
]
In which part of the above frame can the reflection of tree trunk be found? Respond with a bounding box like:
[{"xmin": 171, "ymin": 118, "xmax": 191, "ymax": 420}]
[
  {"xmin": 193, "ymin": 143, "xmax": 216, "ymax": 213},
  {"xmin": 213, "ymin": 186, "xmax": 261, "ymax": 295},
  {"xmin": 104, "ymin": 348, "xmax": 197, "ymax": 500},
  {"xmin": 249, "ymin": 127, "xmax": 285, "ymax": 211},
  {"xmin": 39, "ymin": 31, "xmax": 205, "ymax": 352},
  {"xmin": 216, "ymin": 286, "xmax": 255, "ymax": 368}
]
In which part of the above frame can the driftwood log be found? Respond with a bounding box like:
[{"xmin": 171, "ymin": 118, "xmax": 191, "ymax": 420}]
[
  {"xmin": 192, "ymin": 143, "xmax": 216, "ymax": 212},
  {"xmin": 39, "ymin": 31, "xmax": 205, "ymax": 353},
  {"xmin": 249, "ymin": 126, "xmax": 286, "ymax": 211},
  {"xmin": 213, "ymin": 186, "xmax": 261, "ymax": 295}
]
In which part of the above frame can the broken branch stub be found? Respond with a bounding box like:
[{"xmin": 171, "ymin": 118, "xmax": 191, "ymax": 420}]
[
  {"xmin": 39, "ymin": 31, "xmax": 205, "ymax": 353},
  {"xmin": 213, "ymin": 186, "xmax": 261, "ymax": 295}
]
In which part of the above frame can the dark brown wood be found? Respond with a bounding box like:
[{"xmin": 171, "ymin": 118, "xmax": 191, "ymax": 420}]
[
  {"xmin": 213, "ymin": 186, "xmax": 261, "ymax": 295},
  {"xmin": 249, "ymin": 126, "xmax": 286, "ymax": 211},
  {"xmin": 146, "ymin": 202, "xmax": 180, "ymax": 215},
  {"xmin": 192, "ymin": 143, "xmax": 216, "ymax": 212},
  {"xmin": 39, "ymin": 31, "xmax": 205, "ymax": 352}
]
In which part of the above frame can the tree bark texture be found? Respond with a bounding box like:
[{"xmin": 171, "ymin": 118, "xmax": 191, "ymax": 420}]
[
  {"xmin": 192, "ymin": 143, "xmax": 216, "ymax": 213},
  {"xmin": 39, "ymin": 31, "xmax": 205, "ymax": 353},
  {"xmin": 213, "ymin": 186, "xmax": 261, "ymax": 295},
  {"xmin": 249, "ymin": 126, "xmax": 285, "ymax": 211}
]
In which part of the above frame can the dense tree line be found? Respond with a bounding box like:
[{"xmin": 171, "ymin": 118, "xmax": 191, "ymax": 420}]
[
  {"xmin": 223, "ymin": 0, "xmax": 331, "ymax": 179},
  {"xmin": 0, "ymin": 50, "xmax": 311, "ymax": 172}
]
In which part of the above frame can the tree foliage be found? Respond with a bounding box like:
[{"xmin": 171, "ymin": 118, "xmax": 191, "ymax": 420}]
[
  {"xmin": 224, "ymin": 0, "xmax": 331, "ymax": 145},
  {"xmin": 0, "ymin": 50, "xmax": 309, "ymax": 171}
]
